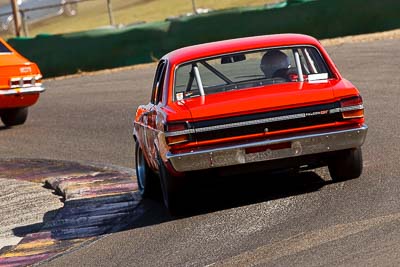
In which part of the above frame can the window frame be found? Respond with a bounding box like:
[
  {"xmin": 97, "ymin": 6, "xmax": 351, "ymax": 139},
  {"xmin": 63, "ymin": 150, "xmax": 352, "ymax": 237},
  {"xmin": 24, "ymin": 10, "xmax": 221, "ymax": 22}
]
[{"xmin": 150, "ymin": 59, "xmax": 167, "ymax": 104}]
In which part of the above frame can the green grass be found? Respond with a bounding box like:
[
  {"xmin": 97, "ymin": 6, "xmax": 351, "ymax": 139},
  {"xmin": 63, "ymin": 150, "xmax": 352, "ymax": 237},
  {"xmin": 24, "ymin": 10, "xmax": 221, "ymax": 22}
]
[{"xmin": 1, "ymin": 0, "xmax": 281, "ymax": 38}]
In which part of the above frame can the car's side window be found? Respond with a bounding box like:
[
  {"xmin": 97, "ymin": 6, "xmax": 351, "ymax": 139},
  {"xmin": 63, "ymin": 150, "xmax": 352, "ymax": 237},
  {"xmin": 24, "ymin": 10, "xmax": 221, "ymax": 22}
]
[
  {"xmin": 151, "ymin": 60, "xmax": 167, "ymax": 104},
  {"xmin": 0, "ymin": 43, "xmax": 11, "ymax": 53}
]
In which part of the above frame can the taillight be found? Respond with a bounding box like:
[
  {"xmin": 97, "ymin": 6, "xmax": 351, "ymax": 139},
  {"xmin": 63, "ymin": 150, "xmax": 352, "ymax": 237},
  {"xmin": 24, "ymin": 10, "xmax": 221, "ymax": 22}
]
[
  {"xmin": 23, "ymin": 77, "xmax": 32, "ymax": 86},
  {"xmin": 9, "ymin": 75, "xmax": 42, "ymax": 88},
  {"xmin": 34, "ymin": 75, "xmax": 43, "ymax": 86},
  {"xmin": 166, "ymin": 123, "xmax": 187, "ymax": 132},
  {"xmin": 10, "ymin": 78, "xmax": 22, "ymax": 88},
  {"xmin": 340, "ymin": 95, "xmax": 364, "ymax": 119},
  {"xmin": 165, "ymin": 122, "xmax": 192, "ymax": 145},
  {"xmin": 166, "ymin": 135, "xmax": 190, "ymax": 145}
]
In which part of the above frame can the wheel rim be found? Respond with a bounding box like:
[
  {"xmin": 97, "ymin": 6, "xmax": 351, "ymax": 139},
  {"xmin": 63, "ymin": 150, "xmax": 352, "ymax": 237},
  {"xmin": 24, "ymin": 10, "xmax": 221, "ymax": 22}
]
[{"xmin": 135, "ymin": 146, "xmax": 146, "ymax": 195}]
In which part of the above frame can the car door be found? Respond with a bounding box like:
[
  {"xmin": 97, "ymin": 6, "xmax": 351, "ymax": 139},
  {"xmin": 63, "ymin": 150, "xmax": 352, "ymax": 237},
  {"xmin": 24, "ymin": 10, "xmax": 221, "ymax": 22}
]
[{"xmin": 143, "ymin": 60, "xmax": 167, "ymax": 168}]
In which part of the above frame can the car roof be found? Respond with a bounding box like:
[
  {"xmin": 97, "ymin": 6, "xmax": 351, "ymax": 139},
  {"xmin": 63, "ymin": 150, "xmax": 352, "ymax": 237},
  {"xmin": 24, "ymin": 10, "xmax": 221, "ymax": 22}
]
[{"xmin": 164, "ymin": 34, "xmax": 322, "ymax": 65}]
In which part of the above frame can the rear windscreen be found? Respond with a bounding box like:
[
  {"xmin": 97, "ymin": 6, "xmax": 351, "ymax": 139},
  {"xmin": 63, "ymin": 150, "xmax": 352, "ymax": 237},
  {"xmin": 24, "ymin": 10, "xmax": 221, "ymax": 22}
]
[
  {"xmin": 174, "ymin": 46, "xmax": 332, "ymax": 101},
  {"xmin": 0, "ymin": 42, "xmax": 11, "ymax": 53}
]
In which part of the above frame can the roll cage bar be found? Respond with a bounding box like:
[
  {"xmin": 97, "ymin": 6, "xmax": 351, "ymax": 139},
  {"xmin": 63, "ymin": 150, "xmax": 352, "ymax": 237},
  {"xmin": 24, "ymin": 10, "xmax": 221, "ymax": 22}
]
[{"xmin": 185, "ymin": 61, "xmax": 233, "ymax": 95}]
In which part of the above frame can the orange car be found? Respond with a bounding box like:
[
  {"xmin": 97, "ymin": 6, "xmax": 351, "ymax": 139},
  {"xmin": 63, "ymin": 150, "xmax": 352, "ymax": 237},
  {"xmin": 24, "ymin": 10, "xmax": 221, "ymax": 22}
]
[{"xmin": 0, "ymin": 38, "xmax": 44, "ymax": 127}]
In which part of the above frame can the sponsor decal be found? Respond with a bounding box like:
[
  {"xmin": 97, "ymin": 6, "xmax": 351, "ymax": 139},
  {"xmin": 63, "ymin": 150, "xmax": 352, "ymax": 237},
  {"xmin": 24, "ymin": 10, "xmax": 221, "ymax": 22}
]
[
  {"xmin": 176, "ymin": 92, "xmax": 184, "ymax": 101},
  {"xmin": 20, "ymin": 67, "xmax": 32, "ymax": 73}
]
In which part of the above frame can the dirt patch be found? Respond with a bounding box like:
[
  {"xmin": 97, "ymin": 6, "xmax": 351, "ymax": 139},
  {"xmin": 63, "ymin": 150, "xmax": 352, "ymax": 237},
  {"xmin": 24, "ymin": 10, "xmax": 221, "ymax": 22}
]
[{"xmin": 113, "ymin": 0, "xmax": 157, "ymax": 12}]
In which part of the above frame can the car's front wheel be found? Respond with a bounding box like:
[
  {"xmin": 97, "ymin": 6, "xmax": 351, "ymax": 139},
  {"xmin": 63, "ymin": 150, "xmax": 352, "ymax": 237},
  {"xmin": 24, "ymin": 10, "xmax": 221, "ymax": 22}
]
[
  {"xmin": 135, "ymin": 142, "xmax": 160, "ymax": 198},
  {"xmin": 328, "ymin": 147, "xmax": 363, "ymax": 181},
  {"xmin": 1, "ymin": 107, "xmax": 28, "ymax": 127}
]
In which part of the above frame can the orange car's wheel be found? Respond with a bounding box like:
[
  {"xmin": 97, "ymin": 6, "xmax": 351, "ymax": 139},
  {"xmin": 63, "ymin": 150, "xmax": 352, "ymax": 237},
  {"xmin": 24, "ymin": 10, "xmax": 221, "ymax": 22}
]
[
  {"xmin": 328, "ymin": 147, "xmax": 363, "ymax": 182},
  {"xmin": 158, "ymin": 156, "xmax": 181, "ymax": 215},
  {"xmin": 1, "ymin": 107, "xmax": 28, "ymax": 127},
  {"xmin": 135, "ymin": 142, "xmax": 160, "ymax": 198}
]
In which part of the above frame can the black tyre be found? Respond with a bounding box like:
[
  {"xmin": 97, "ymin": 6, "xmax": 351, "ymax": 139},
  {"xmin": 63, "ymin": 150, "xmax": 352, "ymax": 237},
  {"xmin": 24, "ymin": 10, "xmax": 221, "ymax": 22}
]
[
  {"xmin": 1, "ymin": 107, "xmax": 28, "ymax": 127},
  {"xmin": 63, "ymin": 2, "xmax": 78, "ymax": 17},
  {"xmin": 328, "ymin": 147, "xmax": 363, "ymax": 181},
  {"xmin": 135, "ymin": 142, "xmax": 160, "ymax": 198},
  {"xmin": 158, "ymin": 156, "xmax": 181, "ymax": 215}
]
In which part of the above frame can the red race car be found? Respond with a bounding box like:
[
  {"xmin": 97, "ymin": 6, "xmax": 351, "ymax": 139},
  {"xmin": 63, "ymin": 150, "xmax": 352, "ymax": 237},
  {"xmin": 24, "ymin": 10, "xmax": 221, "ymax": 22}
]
[
  {"xmin": 133, "ymin": 34, "xmax": 368, "ymax": 213},
  {"xmin": 0, "ymin": 38, "xmax": 44, "ymax": 127}
]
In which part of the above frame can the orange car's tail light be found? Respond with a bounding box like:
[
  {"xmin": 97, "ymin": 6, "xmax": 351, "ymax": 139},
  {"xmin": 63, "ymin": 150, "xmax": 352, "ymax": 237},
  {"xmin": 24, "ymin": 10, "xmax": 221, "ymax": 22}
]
[
  {"xmin": 9, "ymin": 75, "xmax": 42, "ymax": 88},
  {"xmin": 165, "ymin": 122, "xmax": 192, "ymax": 145},
  {"xmin": 34, "ymin": 75, "xmax": 43, "ymax": 86},
  {"xmin": 24, "ymin": 78, "xmax": 32, "ymax": 86},
  {"xmin": 340, "ymin": 95, "xmax": 364, "ymax": 119},
  {"xmin": 10, "ymin": 78, "xmax": 22, "ymax": 88}
]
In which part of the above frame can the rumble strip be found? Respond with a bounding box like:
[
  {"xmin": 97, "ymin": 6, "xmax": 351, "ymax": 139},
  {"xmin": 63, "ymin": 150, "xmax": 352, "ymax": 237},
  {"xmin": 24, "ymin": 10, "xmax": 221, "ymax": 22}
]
[{"xmin": 0, "ymin": 159, "xmax": 141, "ymax": 267}]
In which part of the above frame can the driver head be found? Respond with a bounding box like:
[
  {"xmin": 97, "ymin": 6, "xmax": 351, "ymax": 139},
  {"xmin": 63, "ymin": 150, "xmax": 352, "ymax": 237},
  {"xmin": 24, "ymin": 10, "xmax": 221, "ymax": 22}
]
[{"xmin": 260, "ymin": 50, "xmax": 291, "ymax": 78}]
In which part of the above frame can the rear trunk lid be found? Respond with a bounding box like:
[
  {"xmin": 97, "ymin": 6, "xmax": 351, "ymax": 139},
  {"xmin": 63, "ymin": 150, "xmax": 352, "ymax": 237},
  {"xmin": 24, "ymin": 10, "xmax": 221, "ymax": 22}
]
[{"xmin": 181, "ymin": 82, "xmax": 341, "ymax": 142}]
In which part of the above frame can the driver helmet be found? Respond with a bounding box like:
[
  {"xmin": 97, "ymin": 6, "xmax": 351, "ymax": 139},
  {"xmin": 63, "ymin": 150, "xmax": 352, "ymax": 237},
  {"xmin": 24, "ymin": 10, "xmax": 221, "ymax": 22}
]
[{"xmin": 260, "ymin": 50, "xmax": 291, "ymax": 78}]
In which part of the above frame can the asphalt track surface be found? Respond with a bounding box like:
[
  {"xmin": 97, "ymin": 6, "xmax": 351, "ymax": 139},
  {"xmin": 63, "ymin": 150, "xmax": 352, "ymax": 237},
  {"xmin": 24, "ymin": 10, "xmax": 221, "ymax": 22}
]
[{"xmin": 1, "ymin": 39, "xmax": 400, "ymax": 266}]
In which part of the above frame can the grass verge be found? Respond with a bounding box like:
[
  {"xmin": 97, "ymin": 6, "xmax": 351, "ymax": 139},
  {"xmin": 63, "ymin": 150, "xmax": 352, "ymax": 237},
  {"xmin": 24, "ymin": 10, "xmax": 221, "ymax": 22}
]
[{"xmin": 0, "ymin": 0, "xmax": 280, "ymax": 38}]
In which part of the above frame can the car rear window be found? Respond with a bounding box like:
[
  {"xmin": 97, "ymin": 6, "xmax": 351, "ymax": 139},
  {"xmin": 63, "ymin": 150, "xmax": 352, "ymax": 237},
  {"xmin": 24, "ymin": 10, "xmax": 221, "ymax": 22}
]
[
  {"xmin": 0, "ymin": 42, "xmax": 11, "ymax": 53},
  {"xmin": 174, "ymin": 46, "xmax": 333, "ymax": 101}
]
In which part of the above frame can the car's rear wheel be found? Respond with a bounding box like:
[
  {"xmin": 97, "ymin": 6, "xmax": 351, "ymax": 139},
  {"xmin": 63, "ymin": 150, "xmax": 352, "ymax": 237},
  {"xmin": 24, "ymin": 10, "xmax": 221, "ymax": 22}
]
[
  {"xmin": 1, "ymin": 107, "xmax": 28, "ymax": 127},
  {"xmin": 135, "ymin": 142, "xmax": 160, "ymax": 198},
  {"xmin": 158, "ymin": 156, "xmax": 181, "ymax": 215},
  {"xmin": 328, "ymin": 147, "xmax": 363, "ymax": 181}
]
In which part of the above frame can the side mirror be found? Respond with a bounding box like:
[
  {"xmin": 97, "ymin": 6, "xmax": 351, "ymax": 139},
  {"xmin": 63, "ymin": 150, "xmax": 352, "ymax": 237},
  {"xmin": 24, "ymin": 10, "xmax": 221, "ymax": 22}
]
[{"xmin": 221, "ymin": 54, "xmax": 246, "ymax": 64}]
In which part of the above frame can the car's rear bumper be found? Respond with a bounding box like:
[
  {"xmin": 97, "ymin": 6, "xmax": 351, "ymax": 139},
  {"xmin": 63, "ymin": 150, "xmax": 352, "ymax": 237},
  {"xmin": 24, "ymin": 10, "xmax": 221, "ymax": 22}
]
[
  {"xmin": 163, "ymin": 125, "xmax": 368, "ymax": 172},
  {"xmin": 0, "ymin": 86, "xmax": 45, "ymax": 96}
]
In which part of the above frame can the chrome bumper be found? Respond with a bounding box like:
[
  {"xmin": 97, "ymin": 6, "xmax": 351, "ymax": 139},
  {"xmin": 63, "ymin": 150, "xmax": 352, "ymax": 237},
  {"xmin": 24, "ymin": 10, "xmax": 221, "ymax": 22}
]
[
  {"xmin": 0, "ymin": 86, "xmax": 45, "ymax": 96},
  {"xmin": 165, "ymin": 125, "xmax": 368, "ymax": 172}
]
